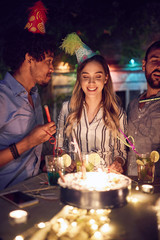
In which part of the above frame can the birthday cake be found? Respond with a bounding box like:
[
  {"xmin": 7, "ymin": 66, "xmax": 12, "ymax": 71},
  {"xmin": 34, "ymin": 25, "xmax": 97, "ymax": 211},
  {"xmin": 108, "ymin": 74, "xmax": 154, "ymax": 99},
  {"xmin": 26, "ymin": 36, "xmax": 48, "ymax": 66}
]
[{"xmin": 58, "ymin": 172, "xmax": 131, "ymax": 209}]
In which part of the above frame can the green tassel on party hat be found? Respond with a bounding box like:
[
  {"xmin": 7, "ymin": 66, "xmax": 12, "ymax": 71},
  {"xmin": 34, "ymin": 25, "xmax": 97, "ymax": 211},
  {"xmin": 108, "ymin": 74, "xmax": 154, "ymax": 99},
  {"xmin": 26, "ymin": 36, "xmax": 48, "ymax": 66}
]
[
  {"xmin": 61, "ymin": 32, "xmax": 97, "ymax": 65},
  {"xmin": 61, "ymin": 33, "xmax": 83, "ymax": 55}
]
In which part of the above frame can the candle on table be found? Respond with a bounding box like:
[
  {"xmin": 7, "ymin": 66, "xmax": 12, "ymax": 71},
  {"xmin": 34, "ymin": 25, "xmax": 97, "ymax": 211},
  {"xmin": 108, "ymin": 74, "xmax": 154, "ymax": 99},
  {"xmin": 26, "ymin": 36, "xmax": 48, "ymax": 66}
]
[
  {"xmin": 141, "ymin": 184, "xmax": 154, "ymax": 194},
  {"xmin": 9, "ymin": 210, "xmax": 28, "ymax": 224}
]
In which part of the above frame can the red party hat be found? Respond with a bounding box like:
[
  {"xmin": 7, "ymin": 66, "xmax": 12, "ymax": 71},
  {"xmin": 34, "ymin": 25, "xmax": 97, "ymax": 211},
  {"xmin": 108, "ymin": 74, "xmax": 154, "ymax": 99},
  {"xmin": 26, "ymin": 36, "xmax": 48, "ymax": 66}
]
[{"xmin": 25, "ymin": 1, "xmax": 47, "ymax": 34}]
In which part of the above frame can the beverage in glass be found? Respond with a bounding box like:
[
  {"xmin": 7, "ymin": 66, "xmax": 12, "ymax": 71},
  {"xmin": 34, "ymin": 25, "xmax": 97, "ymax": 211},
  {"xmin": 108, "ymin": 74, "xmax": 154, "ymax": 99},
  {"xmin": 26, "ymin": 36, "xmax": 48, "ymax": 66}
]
[
  {"xmin": 45, "ymin": 155, "xmax": 59, "ymax": 185},
  {"xmin": 136, "ymin": 153, "xmax": 155, "ymax": 183}
]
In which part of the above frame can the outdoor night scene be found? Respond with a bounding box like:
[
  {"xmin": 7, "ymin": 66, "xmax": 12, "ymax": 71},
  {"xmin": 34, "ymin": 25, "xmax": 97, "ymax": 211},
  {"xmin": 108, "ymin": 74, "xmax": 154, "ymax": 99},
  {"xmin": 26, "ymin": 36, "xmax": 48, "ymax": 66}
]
[{"xmin": 0, "ymin": 1, "xmax": 160, "ymax": 240}]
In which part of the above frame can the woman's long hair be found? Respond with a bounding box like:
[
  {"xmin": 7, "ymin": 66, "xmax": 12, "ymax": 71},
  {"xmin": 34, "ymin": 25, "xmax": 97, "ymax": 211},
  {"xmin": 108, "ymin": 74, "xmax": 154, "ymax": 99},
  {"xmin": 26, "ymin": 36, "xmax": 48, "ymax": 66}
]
[{"xmin": 65, "ymin": 55, "xmax": 121, "ymax": 137}]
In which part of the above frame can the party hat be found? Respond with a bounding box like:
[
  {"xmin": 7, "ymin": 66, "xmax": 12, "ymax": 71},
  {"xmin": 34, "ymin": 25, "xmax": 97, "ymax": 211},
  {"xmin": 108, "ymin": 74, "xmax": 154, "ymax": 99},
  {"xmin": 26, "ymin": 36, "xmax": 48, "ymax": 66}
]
[
  {"xmin": 24, "ymin": 1, "xmax": 47, "ymax": 34},
  {"xmin": 61, "ymin": 33, "xmax": 96, "ymax": 64}
]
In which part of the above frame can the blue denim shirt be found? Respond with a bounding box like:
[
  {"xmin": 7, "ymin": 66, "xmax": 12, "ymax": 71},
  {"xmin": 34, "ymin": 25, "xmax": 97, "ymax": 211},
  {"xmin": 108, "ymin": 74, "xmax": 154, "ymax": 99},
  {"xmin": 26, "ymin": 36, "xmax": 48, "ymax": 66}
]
[{"xmin": 0, "ymin": 72, "xmax": 44, "ymax": 190}]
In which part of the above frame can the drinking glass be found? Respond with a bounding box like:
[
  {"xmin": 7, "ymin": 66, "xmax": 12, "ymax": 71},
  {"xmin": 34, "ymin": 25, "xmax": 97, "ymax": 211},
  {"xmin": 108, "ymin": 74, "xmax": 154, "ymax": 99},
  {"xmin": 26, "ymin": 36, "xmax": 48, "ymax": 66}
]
[
  {"xmin": 136, "ymin": 153, "xmax": 155, "ymax": 183},
  {"xmin": 45, "ymin": 155, "xmax": 59, "ymax": 185}
]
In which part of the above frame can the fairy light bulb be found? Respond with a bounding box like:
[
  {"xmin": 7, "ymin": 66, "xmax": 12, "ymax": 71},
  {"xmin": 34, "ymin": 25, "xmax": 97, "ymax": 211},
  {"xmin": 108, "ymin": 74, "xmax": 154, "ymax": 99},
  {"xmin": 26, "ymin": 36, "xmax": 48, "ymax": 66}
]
[
  {"xmin": 89, "ymin": 219, "xmax": 95, "ymax": 225},
  {"xmin": 100, "ymin": 216, "xmax": 108, "ymax": 222},
  {"xmin": 71, "ymin": 221, "xmax": 77, "ymax": 227},
  {"xmin": 93, "ymin": 231, "xmax": 103, "ymax": 239},
  {"xmin": 37, "ymin": 222, "xmax": 46, "ymax": 228},
  {"xmin": 100, "ymin": 223, "xmax": 110, "ymax": 233},
  {"xmin": 96, "ymin": 209, "xmax": 104, "ymax": 215},
  {"xmin": 73, "ymin": 209, "xmax": 78, "ymax": 214},
  {"xmin": 91, "ymin": 223, "xmax": 98, "ymax": 231},
  {"xmin": 14, "ymin": 236, "xmax": 24, "ymax": 240},
  {"xmin": 90, "ymin": 209, "xmax": 95, "ymax": 214}
]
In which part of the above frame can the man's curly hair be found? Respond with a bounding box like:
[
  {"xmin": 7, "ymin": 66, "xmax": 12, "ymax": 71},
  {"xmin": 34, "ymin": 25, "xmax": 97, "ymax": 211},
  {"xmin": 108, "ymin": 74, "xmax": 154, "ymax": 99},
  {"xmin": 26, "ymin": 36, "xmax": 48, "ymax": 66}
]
[{"xmin": 3, "ymin": 27, "xmax": 56, "ymax": 73}]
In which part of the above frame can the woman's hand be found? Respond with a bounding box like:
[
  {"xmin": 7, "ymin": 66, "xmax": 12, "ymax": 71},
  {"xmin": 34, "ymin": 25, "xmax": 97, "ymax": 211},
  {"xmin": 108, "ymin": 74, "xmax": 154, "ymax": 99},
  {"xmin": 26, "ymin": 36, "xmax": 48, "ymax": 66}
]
[
  {"xmin": 109, "ymin": 157, "xmax": 124, "ymax": 173},
  {"xmin": 65, "ymin": 160, "xmax": 76, "ymax": 173}
]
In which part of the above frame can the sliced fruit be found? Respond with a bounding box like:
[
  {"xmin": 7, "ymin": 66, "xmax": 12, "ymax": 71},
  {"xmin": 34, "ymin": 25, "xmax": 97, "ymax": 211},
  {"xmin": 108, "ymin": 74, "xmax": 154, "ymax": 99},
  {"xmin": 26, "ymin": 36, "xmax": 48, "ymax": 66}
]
[
  {"xmin": 136, "ymin": 159, "xmax": 144, "ymax": 165},
  {"xmin": 56, "ymin": 157, "xmax": 64, "ymax": 168},
  {"xmin": 142, "ymin": 158, "xmax": 148, "ymax": 165},
  {"xmin": 88, "ymin": 153, "xmax": 101, "ymax": 166},
  {"xmin": 150, "ymin": 151, "xmax": 159, "ymax": 163},
  {"xmin": 76, "ymin": 161, "xmax": 82, "ymax": 172},
  {"xmin": 86, "ymin": 162, "xmax": 94, "ymax": 172},
  {"xmin": 62, "ymin": 154, "xmax": 72, "ymax": 167}
]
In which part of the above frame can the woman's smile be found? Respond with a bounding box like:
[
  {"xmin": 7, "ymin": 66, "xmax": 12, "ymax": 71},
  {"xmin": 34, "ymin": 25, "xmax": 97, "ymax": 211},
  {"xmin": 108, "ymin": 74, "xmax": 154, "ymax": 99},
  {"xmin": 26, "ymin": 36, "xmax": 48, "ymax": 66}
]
[{"xmin": 87, "ymin": 87, "xmax": 97, "ymax": 91}]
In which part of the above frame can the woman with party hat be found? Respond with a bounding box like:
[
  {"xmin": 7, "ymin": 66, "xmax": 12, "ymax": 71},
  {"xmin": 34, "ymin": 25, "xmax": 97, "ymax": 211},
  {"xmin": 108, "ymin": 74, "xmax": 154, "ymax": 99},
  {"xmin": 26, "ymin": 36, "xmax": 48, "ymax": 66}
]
[{"xmin": 58, "ymin": 33, "xmax": 127, "ymax": 173}]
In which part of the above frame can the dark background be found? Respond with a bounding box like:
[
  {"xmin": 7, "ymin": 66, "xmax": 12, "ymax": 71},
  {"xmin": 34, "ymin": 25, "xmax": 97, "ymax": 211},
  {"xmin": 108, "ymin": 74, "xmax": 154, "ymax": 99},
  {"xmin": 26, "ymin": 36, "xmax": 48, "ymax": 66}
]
[{"xmin": 0, "ymin": 0, "xmax": 160, "ymax": 77}]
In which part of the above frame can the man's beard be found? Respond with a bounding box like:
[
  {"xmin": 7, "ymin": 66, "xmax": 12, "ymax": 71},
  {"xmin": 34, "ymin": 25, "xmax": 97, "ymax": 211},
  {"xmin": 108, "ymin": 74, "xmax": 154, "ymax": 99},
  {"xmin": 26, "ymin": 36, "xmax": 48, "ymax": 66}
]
[
  {"xmin": 145, "ymin": 70, "xmax": 160, "ymax": 89},
  {"xmin": 40, "ymin": 75, "xmax": 51, "ymax": 87}
]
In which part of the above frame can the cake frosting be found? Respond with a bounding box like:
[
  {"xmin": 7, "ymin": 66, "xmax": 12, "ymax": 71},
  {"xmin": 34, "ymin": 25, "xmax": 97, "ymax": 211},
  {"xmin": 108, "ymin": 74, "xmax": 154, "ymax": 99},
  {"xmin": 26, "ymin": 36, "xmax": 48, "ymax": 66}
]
[{"xmin": 58, "ymin": 172, "xmax": 131, "ymax": 191}]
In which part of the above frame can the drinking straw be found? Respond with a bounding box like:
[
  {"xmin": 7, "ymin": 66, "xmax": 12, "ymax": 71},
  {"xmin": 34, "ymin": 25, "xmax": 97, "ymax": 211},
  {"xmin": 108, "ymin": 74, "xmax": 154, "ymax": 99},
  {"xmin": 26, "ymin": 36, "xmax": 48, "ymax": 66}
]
[
  {"xmin": 44, "ymin": 106, "xmax": 64, "ymax": 182},
  {"xmin": 44, "ymin": 105, "xmax": 51, "ymax": 123},
  {"xmin": 43, "ymin": 130, "xmax": 56, "ymax": 148},
  {"xmin": 72, "ymin": 130, "xmax": 86, "ymax": 179},
  {"xmin": 44, "ymin": 105, "xmax": 56, "ymax": 155},
  {"xmin": 56, "ymin": 131, "xmax": 61, "ymax": 157},
  {"xmin": 119, "ymin": 128, "xmax": 140, "ymax": 156},
  {"xmin": 58, "ymin": 170, "xmax": 65, "ymax": 182}
]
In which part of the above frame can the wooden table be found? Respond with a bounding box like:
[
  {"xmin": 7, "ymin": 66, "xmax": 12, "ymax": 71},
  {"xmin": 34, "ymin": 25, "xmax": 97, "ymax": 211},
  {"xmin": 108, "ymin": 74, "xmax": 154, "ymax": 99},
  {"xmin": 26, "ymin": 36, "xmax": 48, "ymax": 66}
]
[{"xmin": 0, "ymin": 173, "xmax": 160, "ymax": 240}]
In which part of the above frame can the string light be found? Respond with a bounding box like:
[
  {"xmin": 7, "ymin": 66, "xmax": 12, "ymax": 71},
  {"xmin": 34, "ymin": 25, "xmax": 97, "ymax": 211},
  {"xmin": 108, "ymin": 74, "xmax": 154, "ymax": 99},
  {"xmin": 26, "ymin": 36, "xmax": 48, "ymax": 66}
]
[
  {"xmin": 91, "ymin": 223, "xmax": 98, "ymax": 231},
  {"xmin": 57, "ymin": 62, "xmax": 70, "ymax": 72},
  {"xmin": 37, "ymin": 222, "xmax": 46, "ymax": 228},
  {"xmin": 14, "ymin": 236, "xmax": 24, "ymax": 240},
  {"xmin": 100, "ymin": 223, "xmax": 111, "ymax": 233},
  {"xmin": 93, "ymin": 231, "xmax": 103, "ymax": 239},
  {"xmin": 129, "ymin": 59, "xmax": 135, "ymax": 65}
]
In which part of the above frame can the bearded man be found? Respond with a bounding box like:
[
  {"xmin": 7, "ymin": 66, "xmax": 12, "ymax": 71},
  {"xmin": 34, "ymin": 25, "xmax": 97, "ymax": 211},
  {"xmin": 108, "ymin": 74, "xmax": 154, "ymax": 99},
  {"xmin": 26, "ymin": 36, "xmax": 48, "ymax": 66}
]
[{"xmin": 127, "ymin": 41, "xmax": 160, "ymax": 177}]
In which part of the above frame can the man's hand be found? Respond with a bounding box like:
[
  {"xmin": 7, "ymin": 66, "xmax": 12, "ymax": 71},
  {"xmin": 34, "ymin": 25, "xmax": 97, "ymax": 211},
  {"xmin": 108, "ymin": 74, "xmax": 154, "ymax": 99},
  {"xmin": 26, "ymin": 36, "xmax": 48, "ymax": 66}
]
[{"xmin": 26, "ymin": 122, "xmax": 56, "ymax": 148}]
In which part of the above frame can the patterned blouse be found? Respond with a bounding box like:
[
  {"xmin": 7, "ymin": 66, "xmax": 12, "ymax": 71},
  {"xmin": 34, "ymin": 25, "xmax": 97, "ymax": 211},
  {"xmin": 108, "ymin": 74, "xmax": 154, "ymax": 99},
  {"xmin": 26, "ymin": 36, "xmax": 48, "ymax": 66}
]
[{"xmin": 57, "ymin": 101, "xmax": 127, "ymax": 170}]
